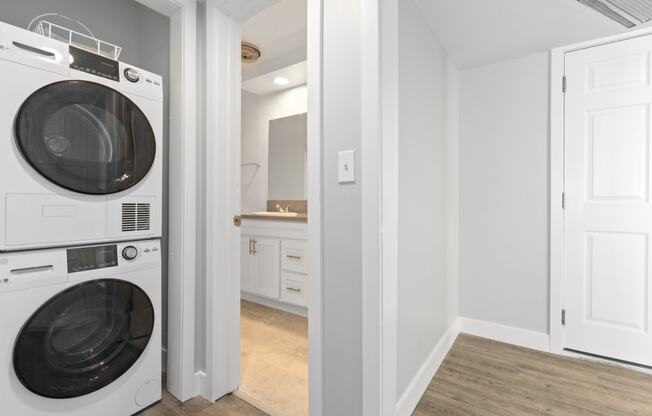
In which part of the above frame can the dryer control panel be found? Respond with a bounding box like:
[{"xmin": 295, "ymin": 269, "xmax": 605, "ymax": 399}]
[{"xmin": 69, "ymin": 46, "xmax": 120, "ymax": 81}]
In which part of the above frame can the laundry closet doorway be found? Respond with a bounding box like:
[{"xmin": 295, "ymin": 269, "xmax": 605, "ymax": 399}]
[
  {"xmin": 196, "ymin": 1, "xmax": 324, "ymax": 414},
  {"xmin": 552, "ymin": 29, "xmax": 652, "ymax": 368}
]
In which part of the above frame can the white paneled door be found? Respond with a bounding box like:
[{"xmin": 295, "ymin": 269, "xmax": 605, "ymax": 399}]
[{"xmin": 564, "ymin": 34, "xmax": 652, "ymax": 366}]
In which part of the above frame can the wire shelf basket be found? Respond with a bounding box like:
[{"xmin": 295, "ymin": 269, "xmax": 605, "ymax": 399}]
[{"xmin": 32, "ymin": 20, "xmax": 122, "ymax": 60}]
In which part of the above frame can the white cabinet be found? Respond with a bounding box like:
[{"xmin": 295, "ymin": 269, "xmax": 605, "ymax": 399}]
[
  {"xmin": 241, "ymin": 220, "xmax": 308, "ymax": 309},
  {"xmin": 241, "ymin": 237, "xmax": 280, "ymax": 299}
]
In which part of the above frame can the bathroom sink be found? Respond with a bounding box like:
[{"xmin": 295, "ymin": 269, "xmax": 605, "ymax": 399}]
[{"xmin": 253, "ymin": 211, "xmax": 299, "ymax": 218}]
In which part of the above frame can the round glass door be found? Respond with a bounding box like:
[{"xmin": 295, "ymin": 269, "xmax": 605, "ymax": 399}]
[
  {"xmin": 13, "ymin": 279, "xmax": 154, "ymax": 399},
  {"xmin": 15, "ymin": 80, "xmax": 156, "ymax": 195}
]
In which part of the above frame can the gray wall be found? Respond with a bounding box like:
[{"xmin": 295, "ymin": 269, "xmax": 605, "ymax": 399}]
[
  {"xmin": 459, "ymin": 52, "xmax": 550, "ymax": 334},
  {"xmin": 396, "ymin": 0, "xmax": 457, "ymax": 398},
  {"xmin": 0, "ymin": 0, "xmax": 171, "ymax": 343},
  {"xmin": 323, "ymin": 0, "xmax": 363, "ymax": 413}
]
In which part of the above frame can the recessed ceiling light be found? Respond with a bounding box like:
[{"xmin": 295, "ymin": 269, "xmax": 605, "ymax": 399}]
[{"xmin": 273, "ymin": 77, "xmax": 289, "ymax": 85}]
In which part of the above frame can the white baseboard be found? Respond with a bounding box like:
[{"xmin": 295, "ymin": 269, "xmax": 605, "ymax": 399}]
[
  {"xmin": 395, "ymin": 319, "xmax": 460, "ymax": 416},
  {"xmin": 459, "ymin": 317, "xmax": 550, "ymax": 352},
  {"xmin": 241, "ymin": 291, "xmax": 308, "ymax": 317}
]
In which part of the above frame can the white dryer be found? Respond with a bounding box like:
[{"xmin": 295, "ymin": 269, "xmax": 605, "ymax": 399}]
[
  {"xmin": 0, "ymin": 22, "xmax": 163, "ymax": 251},
  {"xmin": 0, "ymin": 239, "xmax": 162, "ymax": 416}
]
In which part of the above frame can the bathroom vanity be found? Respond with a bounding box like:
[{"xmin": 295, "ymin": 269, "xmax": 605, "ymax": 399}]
[{"xmin": 240, "ymin": 216, "xmax": 308, "ymax": 314}]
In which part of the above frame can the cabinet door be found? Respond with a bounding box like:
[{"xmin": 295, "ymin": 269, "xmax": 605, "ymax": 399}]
[
  {"xmin": 252, "ymin": 238, "xmax": 280, "ymax": 299},
  {"xmin": 241, "ymin": 237, "xmax": 254, "ymax": 293}
]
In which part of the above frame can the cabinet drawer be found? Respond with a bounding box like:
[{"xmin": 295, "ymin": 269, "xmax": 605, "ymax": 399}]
[
  {"xmin": 280, "ymin": 271, "xmax": 307, "ymax": 307},
  {"xmin": 281, "ymin": 240, "xmax": 308, "ymax": 274}
]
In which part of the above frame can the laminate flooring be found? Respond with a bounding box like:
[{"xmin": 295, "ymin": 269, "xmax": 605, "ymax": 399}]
[
  {"xmin": 413, "ymin": 333, "xmax": 652, "ymax": 416},
  {"xmin": 147, "ymin": 328, "xmax": 652, "ymax": 416}
]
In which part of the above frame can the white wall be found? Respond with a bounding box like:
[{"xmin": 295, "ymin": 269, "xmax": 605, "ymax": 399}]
[
  {"xmin": 458, "ymin": 52, "xmax": 550, "ymax": 335},
  {"xmin": 322, "ymin": 0, "xmax": 363, "ymax": 412},
  {"xmin": 396, "ymin": 0, "xmax": 459, "ymax": 400},
  {"xmin": 241, "ymin": 85, "xmax": 307, "ymax": 212}
]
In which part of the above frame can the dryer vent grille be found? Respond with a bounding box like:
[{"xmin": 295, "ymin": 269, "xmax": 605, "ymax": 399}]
[
  {"xmin": 122, "ymin": 203, "xmax": 151, "ymax": 232},
  {"xmin": 578, "ymin": 0, "xmax": 652, "ymax": 28}
]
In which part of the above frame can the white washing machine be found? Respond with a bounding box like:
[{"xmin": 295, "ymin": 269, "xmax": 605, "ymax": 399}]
[
  {"xmin": 0, "ymin": 239, "xmax": 162, "ymax": 416},
  {"xmin": 0, "ymin": 22, "xmax": 163, "ymax": 251}
]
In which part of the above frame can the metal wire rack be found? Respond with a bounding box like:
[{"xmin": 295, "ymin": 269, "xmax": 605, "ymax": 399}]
[{"xmin": 30, "ymin": 16, "xmax": 122, "ymax": 60}]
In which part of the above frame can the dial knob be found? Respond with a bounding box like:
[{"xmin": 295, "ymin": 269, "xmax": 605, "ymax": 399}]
[
  {"xmin": 122, "ymin": 246, "xmax": 138, "ymax": 261},
  {"xmin": 124, "ymin": 68, "xmax": 140, "ymax": 82}
]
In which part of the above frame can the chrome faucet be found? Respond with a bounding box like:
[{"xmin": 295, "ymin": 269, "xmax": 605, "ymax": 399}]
[{"xmin": 275, "ymin": 204, "xmax": 292, "ymax": 213}]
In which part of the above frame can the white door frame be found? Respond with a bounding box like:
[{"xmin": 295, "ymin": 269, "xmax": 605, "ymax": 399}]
[
  {"xmin": 550, "ymin": 26, "xmax": 652, "ymax": 356},
  {"xmin": 306, "ymin": 0, "xmax": 324, "ymax": 414},
  {"xmin": 198, "ymin": 0, "xmax": 326, "ymax": 413},
  {"xmin": 133, "ymin": 0, "xmax": 199, "ymax": 402},
  {"xmin": 358, "ymin": 0, "xmax": 399, "ymax": 414}
]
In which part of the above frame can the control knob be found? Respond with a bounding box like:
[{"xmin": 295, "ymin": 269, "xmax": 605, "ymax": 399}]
[
  {"xmin": 122, "ymin": 245, "xmax": 138, "ymax": 261},
  {"xmin": 124, "ymin": 67, "xmax": 140, "ymax": 82}
]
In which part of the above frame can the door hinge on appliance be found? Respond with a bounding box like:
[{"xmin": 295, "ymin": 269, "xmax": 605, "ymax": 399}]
[
  {"xmin": 562, "ymin": 76, "xmax": 567, "ymax": 93},
  {"xmin": 562, "ymin": 309, "xmax": 566, "ymax": 326},
  {"xmin": 562, "ymin": 192, "xmax": 566, "ymax": 209}
]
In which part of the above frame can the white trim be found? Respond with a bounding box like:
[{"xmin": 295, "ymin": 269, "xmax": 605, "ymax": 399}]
[
  {"xmin": 549, "ymin": 25, "xmax": 652, "ymax": 358},
  {"xmin": 134, "ymin": 0, "xmax": 199, "ymax": 402},
  {"xmin": 380, "ymin": 0, "xmax": 400, "ymax": 414},
  {"xmin": 241, "ymin": 292, "xmax": 309, "ymax": 317},
  {"xmin": 460, "ymin": 317, "xmax": 550, "ymax": 352},
  {"xmin": 307, "ymin": 0, "xmax": 325, "ymax": 414},
  {"xmin": 550, "ymin": 48, "xmax": 565, "ymax": 355},
  {"xmin": 361, "ymin": 0, "xmax": 382, "ymax": 415},
  {"xmin": 395, "ymin": 320, "xmax": 460, "ymax": 416}
]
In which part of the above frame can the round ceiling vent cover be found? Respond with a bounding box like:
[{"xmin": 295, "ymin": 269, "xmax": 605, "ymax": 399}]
[{"xmin": 241, "ymin": 42, "xmax": 261, "ymax": 64}]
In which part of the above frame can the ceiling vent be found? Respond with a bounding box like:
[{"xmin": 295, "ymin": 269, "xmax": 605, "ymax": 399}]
[
  {"xmin": 578, "ymin": 0, "xmax": 652, "ymax": 28},
  {"xmin": 241, "ymin": 42, "xmax": 261, "ymax": 64}
]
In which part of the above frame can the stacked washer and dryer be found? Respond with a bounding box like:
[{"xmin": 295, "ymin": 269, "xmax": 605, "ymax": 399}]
[{"xmin": 0, "ymin": 22, "xmax": 164, "ymax": 415}]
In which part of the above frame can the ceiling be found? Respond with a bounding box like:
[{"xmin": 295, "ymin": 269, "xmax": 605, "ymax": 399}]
[
  {"xmin": 412, "ymin": 0, "xmax": 642, "ymax": 69},
  {"xmin": 213, "ymin": 0, "xmax": 281, "ymax": 22},
  {"xmin": 241, "ymin": 0, "xmax": 307, "ymax": 81},
  {"xmin": 243, "ymin": 61, "xmax": 307, "ymax": 95}
]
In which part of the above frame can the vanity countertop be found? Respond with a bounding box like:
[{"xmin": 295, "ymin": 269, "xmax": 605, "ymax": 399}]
[{"xmin": 241, "ymin": 213, "xmax": 308, "ymax": 223}]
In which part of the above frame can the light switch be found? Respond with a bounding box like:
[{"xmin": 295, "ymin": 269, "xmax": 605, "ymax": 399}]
[{"xmin": 338, "ymin": 150, "xmax": 356, "ymax": 183}]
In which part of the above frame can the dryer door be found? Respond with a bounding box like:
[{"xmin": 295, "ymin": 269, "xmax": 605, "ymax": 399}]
[
  {"xmin": 14, "ymin": 80, "xmax": 156, "ymax": 195},
  {"xmin": 13, "ymin": 279, "xmax": 154, "ymax": 398}
]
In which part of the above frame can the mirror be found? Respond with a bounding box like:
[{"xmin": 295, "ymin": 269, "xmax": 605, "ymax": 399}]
[{"xmin": 268, "ymin": 113, "xmax": 307, "ymax": 200}]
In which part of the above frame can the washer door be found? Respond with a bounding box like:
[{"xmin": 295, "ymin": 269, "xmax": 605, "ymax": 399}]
[
  {"xmin": 14, "ymin": 80, "xmax": 156, "ymax": 195},
  {"xmin": 13, "ymin": 279, "xmax": 155, "ymax": 399}
]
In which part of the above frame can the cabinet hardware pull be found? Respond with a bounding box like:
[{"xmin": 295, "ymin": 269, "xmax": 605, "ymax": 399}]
[
  {"xmin": 286, "ymin": 255, "xmax": 302, "ymax": 260},
  {"xmin": 253, "ymin": 239, "xmax": 257, "ymax": 255},
  {"xmin": 248, "ymin": 239, "xmax": 254, "ymax": 255},
  {"xmin": 286, "ymin": 287, "xmax": 302, "ymax": 293}
]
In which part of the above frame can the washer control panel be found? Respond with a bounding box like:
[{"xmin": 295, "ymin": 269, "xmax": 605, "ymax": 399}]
[{"xmin": 67, "ymin": 244, "xmax": 118, "ymax": 273}]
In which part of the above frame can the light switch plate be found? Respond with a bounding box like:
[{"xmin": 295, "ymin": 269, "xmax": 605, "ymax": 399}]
[{"xmin": 338, "ymin": 150, "xmax": 356, "ymax": 183}]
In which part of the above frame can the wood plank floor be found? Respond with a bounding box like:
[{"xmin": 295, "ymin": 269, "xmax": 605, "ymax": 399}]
[
  {"xmin": 413, "ymin": 333, "xmax": 652, "ymax": 416},
  {"xmin": 147, "ymin": 332, "xmax": 652, "ymax": 416},
  {"xmin": 142, "ymin": 392, "xmax": 267, "ymax": 416}
]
